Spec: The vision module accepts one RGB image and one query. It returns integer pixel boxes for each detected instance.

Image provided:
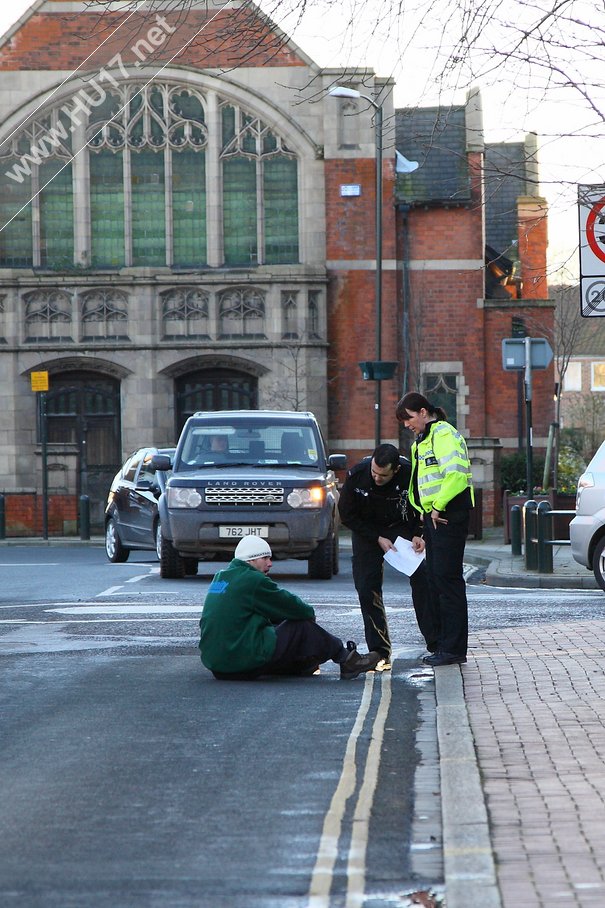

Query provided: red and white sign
[578,185,605,317]
[579,185,605,274]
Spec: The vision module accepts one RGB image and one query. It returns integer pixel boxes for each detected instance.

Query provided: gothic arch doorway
[46,371,121,528]
[175,369,257,435]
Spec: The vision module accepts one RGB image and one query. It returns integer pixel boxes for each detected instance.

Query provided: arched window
[0,82,298,271]
[220,103,298,266]
[0,109,74,268]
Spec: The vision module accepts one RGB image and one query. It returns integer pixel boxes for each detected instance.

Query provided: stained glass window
[264,156,298,264]
[0,167,33,267]
[90,151,125,268]
[131,150,166,266]
[172,150,206,266]
[40,160,74,269]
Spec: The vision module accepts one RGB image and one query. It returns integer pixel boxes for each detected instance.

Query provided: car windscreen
[176,420,322,470]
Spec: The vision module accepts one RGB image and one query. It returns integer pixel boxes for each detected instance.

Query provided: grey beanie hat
[234,535,272,561]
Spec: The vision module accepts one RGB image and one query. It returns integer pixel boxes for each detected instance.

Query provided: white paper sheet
[383,536,425,576]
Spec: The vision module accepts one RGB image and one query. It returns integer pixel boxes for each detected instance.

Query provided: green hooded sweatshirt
[199,558,315,674]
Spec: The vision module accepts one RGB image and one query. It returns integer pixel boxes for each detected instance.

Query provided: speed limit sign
[579,185,605,317]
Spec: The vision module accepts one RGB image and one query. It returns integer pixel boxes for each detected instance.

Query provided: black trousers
[212,619,347,680]
[351,535,438,658]
[423,510,469,656]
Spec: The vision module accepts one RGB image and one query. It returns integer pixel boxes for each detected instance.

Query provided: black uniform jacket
[338,456,421,544]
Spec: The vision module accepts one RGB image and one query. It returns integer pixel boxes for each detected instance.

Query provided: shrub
[500,452,546,494]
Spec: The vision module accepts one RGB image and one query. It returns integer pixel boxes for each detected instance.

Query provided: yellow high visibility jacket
[409,420,474,514]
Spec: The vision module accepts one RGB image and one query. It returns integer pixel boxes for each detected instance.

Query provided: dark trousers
[351,535,437,658]
[423,510,469,656]
[213,619,347,680]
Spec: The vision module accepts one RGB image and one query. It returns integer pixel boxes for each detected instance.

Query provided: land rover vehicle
[570,439,605,591]
[104,447,174,563]
[151,411,346,580]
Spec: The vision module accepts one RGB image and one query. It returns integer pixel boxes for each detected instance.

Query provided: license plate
[219,526,269,538]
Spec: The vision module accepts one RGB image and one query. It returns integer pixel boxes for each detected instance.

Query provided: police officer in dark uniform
[338,443,437,669]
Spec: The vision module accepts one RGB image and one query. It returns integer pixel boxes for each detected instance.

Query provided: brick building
[0,0,552,534]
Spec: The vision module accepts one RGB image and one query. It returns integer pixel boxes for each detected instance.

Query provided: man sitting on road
[199,535,380,680]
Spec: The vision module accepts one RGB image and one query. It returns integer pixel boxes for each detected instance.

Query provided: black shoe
[423,651,467,667]
[340,641,380,680]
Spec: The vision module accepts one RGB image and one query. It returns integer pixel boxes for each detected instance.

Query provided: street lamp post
[329,85,384,447]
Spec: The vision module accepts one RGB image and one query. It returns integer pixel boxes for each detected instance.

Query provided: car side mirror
[135,478,154,491]
[328,454,347,471]
[151,453,172,471]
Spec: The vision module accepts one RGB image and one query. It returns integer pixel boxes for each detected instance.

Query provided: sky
[1,0,602,285]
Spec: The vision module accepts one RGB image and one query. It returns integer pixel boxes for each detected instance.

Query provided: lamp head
[328,85,361,100]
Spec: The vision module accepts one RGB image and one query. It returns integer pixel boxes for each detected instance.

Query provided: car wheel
[105,517,129,563]
[155,522,162,561]
[184,558,199,576]
[592,536,605,592]
[308,531,334,580]
[160,534,186,579]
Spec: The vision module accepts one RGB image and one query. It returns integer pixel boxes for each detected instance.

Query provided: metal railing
[512,499,575,573]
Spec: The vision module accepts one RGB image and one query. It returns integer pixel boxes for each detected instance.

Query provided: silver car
[570,439,605,591]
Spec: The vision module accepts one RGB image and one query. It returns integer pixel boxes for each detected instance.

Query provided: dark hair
[372,443,400,470]
[395,392,446,422]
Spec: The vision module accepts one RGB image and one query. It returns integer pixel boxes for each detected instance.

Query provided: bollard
[0,494,5,540]
[510,504,522,556]
[523,499,538,570]
[79,494,90,541]
[536,500,554,573]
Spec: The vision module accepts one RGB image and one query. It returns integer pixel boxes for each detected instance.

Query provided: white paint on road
[47,605,202,615]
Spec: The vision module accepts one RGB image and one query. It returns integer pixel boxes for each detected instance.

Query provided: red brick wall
[518,197,549,299]
[4,493,78,537]
[401,195,486,437]
[326,157,399,454]
[0,9,307,71]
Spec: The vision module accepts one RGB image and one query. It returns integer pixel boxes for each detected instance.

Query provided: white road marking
[1,617,199,625]
[0,563,60,566]
[47,605,202,615]
[97,586,124,596]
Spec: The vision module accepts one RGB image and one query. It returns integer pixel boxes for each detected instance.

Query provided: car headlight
[167,487,202,508]
[287,487,325,508]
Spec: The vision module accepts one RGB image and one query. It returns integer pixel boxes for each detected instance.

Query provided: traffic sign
[578,185,605,274]
[578,185,605,317]
[501,338,553,371]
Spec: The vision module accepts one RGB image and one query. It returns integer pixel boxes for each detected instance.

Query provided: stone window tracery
[161,287,209,340]
[80,289,129,341]
[218,287,265,338]
[24,290,72,342]
[281,291,299,339]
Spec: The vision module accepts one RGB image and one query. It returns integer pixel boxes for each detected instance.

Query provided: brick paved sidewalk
[462,621,605,907]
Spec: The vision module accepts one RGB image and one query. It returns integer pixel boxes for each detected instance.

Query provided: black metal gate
[46,373,121,530]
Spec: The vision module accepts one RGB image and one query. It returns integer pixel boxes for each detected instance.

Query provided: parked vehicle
[104,447,174,563]
[151,410,346,580]
[570,439,605,590]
